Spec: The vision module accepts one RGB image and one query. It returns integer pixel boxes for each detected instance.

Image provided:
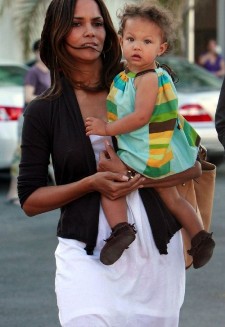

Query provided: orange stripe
[147,150,173,167]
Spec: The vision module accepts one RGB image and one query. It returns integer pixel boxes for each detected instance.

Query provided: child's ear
[158,42,168,56]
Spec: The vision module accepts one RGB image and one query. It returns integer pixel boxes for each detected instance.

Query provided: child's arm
[85,72,158,136]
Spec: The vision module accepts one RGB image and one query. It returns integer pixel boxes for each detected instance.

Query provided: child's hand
[85,117,107,136]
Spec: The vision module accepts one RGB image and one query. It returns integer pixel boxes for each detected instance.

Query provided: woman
[24,39,51,106]
[18,0,201,326]
[198,39,225,78]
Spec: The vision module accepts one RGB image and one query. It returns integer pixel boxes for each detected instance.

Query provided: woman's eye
[94,21,104,27]
[72,22,81,27]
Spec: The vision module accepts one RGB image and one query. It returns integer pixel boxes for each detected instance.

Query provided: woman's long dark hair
[40,0,122,97]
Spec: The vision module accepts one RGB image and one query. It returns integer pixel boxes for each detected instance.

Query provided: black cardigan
[18,77,180,255]
[215,77,225,149]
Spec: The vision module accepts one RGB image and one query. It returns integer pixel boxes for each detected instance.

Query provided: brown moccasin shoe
[100,222,137,265]
[187,230,215,269]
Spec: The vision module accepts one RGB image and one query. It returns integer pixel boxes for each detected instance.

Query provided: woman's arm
[216,57,225,78]
[24,85,37,104]
[198,53,208,66]
[142,160,201,188]
[85,73,158,136]
[22,171,144,217]
[98,141,202,188]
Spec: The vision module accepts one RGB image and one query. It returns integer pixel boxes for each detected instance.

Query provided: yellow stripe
[150,131,173,145]
[107,87,117,101]
[147,150,173,167]
[150,130,173,139]
[150,148,167,155]
[156,84,176,105]
[107,112,117,122]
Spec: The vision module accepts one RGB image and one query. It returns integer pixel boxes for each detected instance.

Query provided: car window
[158,56,222,93]
[0,65,27,86]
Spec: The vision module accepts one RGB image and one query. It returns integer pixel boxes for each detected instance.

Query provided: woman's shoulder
[24,94,59,118]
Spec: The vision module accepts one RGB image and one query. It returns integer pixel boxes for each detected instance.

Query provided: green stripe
[183,120,201,146]
[150,144,169,149]
[107,100,117,116]
[151,111,177,123]
[154,99,178,115]
[143,161,171,177]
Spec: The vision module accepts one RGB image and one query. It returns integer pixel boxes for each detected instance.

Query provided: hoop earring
[102,51,106,60]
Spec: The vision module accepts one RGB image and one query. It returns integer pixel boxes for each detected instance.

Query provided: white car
[158,56,224,165]
[0,62,28,170]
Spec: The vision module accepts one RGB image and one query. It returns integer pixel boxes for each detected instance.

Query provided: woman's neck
[71,60,103,89]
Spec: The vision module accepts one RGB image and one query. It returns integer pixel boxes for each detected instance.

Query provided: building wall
[217,0,225,59]
[104,0,136,31]
[0,0,224,64]
[0,0,133,63]
[194,0,217,62]
[0,7,23,63]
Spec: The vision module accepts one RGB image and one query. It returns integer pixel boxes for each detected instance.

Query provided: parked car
[0,62,28,170]
[158,56,224,165]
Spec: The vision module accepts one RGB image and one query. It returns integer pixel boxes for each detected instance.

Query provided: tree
[0,0,50,59]
[0,0,201,59]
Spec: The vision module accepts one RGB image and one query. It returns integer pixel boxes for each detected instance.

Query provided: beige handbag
[177,159,216,269]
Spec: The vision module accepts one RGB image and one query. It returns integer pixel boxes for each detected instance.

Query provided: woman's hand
[98,140,202,189]
[95,140,145,199]
[98,140,128,174]
[90,171,144,200]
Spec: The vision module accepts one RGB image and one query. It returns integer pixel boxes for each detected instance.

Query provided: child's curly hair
[117,1,177,53]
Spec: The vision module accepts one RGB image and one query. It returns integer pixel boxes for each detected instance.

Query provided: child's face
[120,17,167,73]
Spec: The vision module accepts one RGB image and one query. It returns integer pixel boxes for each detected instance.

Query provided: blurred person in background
[5,39,50,205]
[24,39,51,106]
[215,77,225,150]
[198,39,225,78]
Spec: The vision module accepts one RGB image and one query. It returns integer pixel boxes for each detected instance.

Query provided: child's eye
[144,40,151,44]
[127,37,134,42]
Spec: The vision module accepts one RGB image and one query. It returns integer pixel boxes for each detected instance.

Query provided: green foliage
[0,0,198,58]
[0,0,50,59]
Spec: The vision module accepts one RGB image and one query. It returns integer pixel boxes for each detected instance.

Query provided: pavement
[0,161,225,326]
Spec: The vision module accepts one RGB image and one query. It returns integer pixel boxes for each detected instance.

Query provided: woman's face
[65,0,106,63]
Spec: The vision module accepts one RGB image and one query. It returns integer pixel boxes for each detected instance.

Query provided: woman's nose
[84,24,95,37]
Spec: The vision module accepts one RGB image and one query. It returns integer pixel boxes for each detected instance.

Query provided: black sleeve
[17,99,51,207]
[139,188,181,254]
[215,77,225,150]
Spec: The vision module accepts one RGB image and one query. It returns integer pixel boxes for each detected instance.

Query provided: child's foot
[100,222,137,265]
[187,230,215,269]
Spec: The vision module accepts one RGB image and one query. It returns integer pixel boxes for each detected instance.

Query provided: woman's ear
[118,35,123,47]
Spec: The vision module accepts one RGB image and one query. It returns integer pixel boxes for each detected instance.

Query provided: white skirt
[55,190,185,327]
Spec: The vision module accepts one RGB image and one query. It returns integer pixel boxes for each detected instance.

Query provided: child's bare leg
[155,186,215,269]
[101,195,127,228]
[100,195,136,265]
[155,186,203,238]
